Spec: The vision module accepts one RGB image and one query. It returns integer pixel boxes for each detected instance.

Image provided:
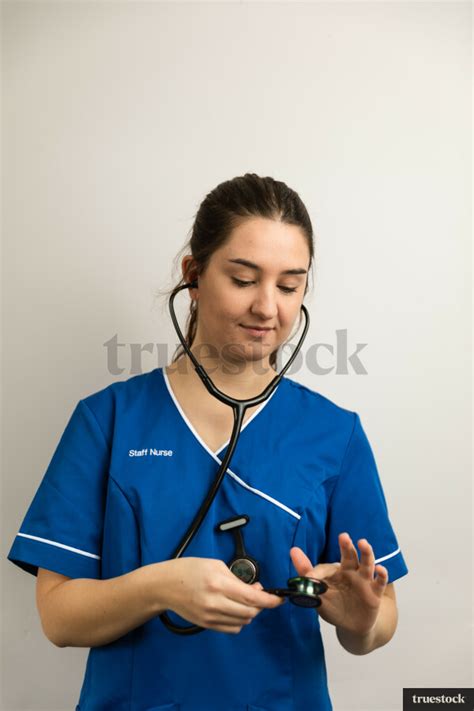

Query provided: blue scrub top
[7,367,409,711]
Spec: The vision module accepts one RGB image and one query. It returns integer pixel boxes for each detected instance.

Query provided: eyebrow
[226,258,307,276]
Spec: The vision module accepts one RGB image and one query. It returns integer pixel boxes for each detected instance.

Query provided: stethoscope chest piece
[216,514,260,584]
[229,557,259,584]
[265,576,328,608]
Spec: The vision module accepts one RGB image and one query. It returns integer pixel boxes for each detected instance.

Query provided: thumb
[290,547,315,577]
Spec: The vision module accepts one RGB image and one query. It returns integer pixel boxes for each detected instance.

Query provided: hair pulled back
[169,172,315,368]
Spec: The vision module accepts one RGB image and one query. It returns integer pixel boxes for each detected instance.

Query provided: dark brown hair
[166,172,315,368]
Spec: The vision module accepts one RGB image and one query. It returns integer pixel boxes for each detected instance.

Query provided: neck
[169,349,277,398]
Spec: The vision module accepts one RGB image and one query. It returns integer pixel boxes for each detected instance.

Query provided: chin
[220,341,267,364]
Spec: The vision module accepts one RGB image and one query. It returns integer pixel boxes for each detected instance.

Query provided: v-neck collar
[160,366,282,460]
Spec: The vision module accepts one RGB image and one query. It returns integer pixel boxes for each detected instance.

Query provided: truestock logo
[403,688,474,709]
[103,330,368,376]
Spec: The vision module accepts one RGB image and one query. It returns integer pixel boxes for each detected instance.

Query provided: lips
[240,324,274,337]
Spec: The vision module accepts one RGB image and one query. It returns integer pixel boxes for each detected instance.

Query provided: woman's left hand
[290,533,389,636]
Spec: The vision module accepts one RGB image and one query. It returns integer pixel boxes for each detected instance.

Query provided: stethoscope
[159,280,328,635]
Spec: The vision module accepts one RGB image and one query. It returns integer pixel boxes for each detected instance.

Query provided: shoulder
[78,368,162,440]
[282,376,357,431]
[277,377,363,481]
[81,368,160,407]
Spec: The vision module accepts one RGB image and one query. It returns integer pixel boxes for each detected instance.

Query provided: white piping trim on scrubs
[16,532,101,560]
[162,368,301,519]
[162,366,279,458]
[223,469,301,520]
[374,546,401,564]
[329,546,402,566]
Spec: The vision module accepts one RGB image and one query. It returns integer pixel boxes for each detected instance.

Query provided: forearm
[335,596,398,655]
[40,561,174,648]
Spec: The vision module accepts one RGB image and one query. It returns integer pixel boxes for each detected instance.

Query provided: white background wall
[1,1,472,710]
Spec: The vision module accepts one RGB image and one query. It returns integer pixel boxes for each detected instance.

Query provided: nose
[250,286,278,321]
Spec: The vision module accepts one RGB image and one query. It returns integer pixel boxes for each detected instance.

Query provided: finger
[226,578,285,609]
[290,546,315,576]
[357,538,375,580]
[252,591,287,608]
[338,532,359,569]
[212,602,262,623]
[213,623,245,634]
[373,565,389,594]
[237,586,286,609]
[223,593,283,620]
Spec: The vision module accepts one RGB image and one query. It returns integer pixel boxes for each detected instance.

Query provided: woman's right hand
[154,557,286,634]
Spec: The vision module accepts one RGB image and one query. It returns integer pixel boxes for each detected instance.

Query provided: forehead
[215,217,310,267]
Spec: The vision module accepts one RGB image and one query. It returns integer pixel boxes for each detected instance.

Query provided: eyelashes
[231,277,298,294]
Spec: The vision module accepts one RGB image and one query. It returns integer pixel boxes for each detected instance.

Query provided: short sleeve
[320,412,409,583]
[7,399,110,579]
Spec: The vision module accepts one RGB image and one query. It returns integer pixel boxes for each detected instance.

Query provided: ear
[181,256,199,298]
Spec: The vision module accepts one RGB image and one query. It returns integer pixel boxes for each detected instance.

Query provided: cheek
[281,302,299,322]
[218,297,245,320]
[207,303,241,332]
[279,304,302,334]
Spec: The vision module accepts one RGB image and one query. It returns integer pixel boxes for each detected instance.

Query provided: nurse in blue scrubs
[7,172,408,711]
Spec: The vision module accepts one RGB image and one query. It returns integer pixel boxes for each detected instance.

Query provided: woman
[7,173,408,710]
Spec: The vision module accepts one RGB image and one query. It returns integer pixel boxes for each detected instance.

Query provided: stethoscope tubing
[159,281,310,635]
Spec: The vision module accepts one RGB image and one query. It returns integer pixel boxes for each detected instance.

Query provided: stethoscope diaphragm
[216,514,260,585]
[265,576,328,608]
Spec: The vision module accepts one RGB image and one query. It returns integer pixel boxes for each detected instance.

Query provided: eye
[232,277,254,288]
[231,277,298,294]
